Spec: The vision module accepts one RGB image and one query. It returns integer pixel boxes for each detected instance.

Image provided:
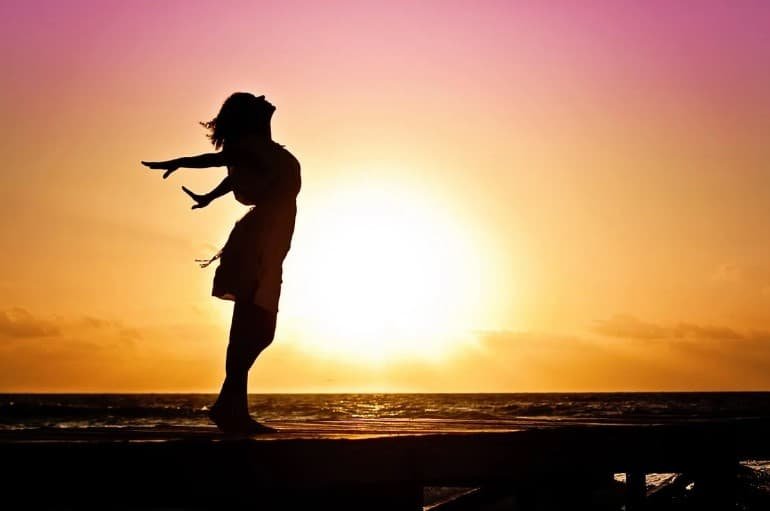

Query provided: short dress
[208,139,301,313]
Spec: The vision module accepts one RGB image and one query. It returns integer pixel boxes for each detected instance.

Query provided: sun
[281,179,489,363]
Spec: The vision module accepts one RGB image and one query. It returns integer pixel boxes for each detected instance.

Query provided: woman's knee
[225,336,270,375]
[231,301,277,341]
[243,332,273,353]
[228,332,273,359]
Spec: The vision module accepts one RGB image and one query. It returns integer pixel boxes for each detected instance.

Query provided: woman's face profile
[257,96,275,112]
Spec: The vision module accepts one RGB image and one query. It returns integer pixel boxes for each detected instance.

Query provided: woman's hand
[182,186,212,209]
[141,160,179,179]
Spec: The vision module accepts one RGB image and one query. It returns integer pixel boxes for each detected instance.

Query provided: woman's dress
[210,139,301,313]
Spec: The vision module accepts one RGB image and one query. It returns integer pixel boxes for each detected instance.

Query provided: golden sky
[1,1,769,391]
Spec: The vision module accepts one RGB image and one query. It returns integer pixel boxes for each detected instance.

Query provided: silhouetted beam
[626,471,646,509]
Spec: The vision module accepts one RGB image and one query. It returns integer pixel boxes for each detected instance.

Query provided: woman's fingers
[141,161,177,178]
[142,161,176,179]
[183,186,208,209]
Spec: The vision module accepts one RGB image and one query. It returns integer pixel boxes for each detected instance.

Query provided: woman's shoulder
[225,137,299,183]
[222,137,252,164]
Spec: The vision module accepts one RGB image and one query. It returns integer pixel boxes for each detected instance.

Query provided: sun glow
[283,180,488,363]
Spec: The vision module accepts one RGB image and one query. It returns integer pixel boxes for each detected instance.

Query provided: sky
[0,0,769,392]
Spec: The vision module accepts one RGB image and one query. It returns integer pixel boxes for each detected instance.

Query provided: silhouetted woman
[142,93,301,434]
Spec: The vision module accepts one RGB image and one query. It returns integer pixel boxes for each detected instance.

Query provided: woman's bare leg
[211,300,276,432]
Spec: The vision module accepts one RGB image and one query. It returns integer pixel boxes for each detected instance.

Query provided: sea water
[2,392,769,431]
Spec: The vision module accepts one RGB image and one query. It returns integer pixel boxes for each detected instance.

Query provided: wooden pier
[1,418,769,510]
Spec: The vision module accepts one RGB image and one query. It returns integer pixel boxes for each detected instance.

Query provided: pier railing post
[690,463,738,511]
[626,471,645,510]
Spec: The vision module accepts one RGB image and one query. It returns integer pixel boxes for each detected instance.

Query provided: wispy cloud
[78,316,142,342]
[711,263,744,283]
[710,263,770,294]
[476,326,770,391]
[592,314,770,343]
[592,315,667,340]
[0,309,141,343]
[4,307,770,392]
[0,308,60,339]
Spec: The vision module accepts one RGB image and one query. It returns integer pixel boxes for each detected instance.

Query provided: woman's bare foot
[208,403,242,433]
[242,417,277,434]
[209,404,276,435]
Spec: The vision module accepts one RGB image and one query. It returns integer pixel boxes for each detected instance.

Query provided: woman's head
[201,92,276,149]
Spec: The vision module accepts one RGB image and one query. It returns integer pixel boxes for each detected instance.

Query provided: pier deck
[1,418,768,510]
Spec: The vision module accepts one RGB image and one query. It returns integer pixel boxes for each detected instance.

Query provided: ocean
[2,392,770,431]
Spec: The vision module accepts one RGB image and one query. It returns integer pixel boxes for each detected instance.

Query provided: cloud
[710,263,770,295]
[672,323,746,341]
[0,311,214,392]
[592,315,667,340]
[0,308,60,339]
[0,308,143,344]
[475,327,770,390]
[592,314,770,343]
[470,329,704,391]
[78,316,142,342]
[711,263,743,283]
[3,306,770,392]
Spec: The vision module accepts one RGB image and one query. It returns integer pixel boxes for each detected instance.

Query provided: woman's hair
[201,92,276,149]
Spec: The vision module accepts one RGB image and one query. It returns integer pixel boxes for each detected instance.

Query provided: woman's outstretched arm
[141,152,227,179]
[181,176,232,210]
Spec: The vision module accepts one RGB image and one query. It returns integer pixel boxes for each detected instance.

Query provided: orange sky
[1,1,769,392]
